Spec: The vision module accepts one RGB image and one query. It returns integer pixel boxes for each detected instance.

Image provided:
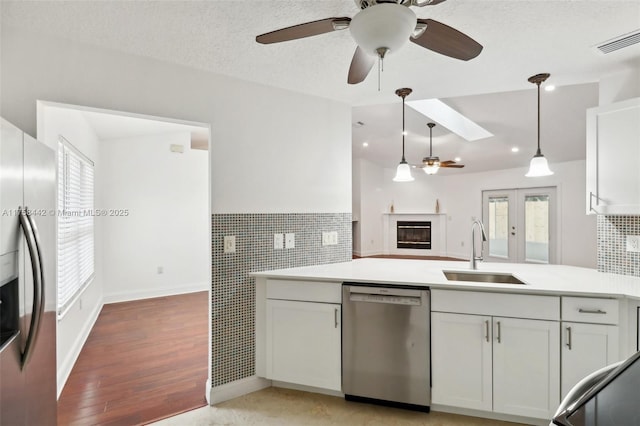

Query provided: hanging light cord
[401,95,406,162]
[429,124,433,157]
[536,80,542,156]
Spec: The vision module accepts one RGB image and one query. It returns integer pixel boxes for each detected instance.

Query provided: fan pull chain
[377,55,381,92]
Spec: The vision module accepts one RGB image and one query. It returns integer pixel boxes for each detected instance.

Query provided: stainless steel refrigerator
[0,117,57,425]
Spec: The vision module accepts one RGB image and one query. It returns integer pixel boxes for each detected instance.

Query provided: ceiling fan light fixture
[423,163,440,175]
[526,73,554,178]
[350,3,417,56]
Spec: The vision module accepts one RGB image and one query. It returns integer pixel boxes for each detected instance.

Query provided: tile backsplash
[210,213,352,388]
[597,215,640,277]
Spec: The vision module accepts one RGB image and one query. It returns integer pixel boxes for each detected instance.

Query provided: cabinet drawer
[431,289,559,320]
[266,279,342,303]
[562,297,619,325]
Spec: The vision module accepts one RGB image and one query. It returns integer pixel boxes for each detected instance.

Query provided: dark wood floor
[58,291,209,425]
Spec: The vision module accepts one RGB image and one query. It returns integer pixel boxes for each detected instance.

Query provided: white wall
[360,160,596,268]
[353,158,386,256]
[0,26,352,214]
[38,106,104,397]
[599,64,640,105]
[100,131,209,302]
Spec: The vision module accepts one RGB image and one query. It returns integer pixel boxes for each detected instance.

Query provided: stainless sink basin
[443,270,526,285]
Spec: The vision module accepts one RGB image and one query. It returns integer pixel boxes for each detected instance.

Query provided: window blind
[57,137,95,317]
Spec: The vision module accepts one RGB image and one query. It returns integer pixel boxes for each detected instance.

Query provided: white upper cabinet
[586,97,640,215]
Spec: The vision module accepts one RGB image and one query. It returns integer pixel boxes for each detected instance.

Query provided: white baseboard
[271,381,344,398]
[57,298,103,398]
[431,404,549,426]
[103,281,209,304]
[207,376,271,405]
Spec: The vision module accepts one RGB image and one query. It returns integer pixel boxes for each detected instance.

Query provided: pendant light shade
[394,161,414,181]
[393,88,414,182]
[526,73,554,177]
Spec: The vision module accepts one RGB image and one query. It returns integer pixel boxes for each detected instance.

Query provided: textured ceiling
[2,0,639,106]
[2,1,638,172]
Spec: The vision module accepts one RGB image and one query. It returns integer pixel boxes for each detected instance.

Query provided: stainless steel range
[342,283,430,411]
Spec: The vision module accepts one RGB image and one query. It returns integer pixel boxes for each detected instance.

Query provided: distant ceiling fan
[417,122,464,174]
[256,0,483,85]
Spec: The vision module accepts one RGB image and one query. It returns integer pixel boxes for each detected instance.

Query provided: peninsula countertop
[252,258,640,299]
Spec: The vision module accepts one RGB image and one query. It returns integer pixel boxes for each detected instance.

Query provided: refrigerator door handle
[18,207,43,368]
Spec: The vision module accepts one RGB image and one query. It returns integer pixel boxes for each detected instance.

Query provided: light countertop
[252,258,640,299]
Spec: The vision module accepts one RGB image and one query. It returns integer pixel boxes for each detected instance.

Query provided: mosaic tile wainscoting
[597,215,640,277]
[210,213,352,388]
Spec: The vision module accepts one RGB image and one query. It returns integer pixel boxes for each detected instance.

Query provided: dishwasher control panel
[349,293,422,306]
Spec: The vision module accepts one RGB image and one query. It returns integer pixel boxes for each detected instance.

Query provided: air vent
[597,29,640,54]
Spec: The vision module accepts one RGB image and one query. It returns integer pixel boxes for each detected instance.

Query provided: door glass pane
[488,196,509,258]
[525,195,549,263]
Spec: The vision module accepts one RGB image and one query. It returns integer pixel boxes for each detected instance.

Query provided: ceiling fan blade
[256,17,351,44]
[411,19,483,61]
[348,46,375,84]
[440,160,456,165]
[441,164,465,168]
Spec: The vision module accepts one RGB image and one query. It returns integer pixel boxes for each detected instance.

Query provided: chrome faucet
[470,219,487,270]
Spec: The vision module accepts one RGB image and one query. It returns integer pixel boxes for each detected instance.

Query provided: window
[57,136,94,316]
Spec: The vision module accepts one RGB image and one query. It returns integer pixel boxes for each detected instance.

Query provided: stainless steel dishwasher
[342,283,430,412]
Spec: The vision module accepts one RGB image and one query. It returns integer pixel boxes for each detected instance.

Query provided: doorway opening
[38,101,211,424]
[482,187,558,264]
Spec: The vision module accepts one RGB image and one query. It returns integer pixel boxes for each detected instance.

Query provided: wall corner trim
[57,298,104,398]
[207,376,272,405]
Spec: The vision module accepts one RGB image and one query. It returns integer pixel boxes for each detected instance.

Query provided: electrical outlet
[285,233,295,249]
[224,235,236,253]
[322,231,338,246]
[626,235,640,253]
[274,233,284,250]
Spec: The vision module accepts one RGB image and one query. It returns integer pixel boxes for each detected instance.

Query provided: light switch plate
[626,235,640,253]
[285,233,295,249]
[274,233,284,250]
[322,231,338,246]
[224,236,236,253]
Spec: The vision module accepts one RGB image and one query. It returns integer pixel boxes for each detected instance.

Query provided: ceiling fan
[417,122,464,174]
[256,0,483,84]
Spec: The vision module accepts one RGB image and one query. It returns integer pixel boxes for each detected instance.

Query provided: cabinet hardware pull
[334,308,338,328]
[589,192,599,213]
[578,308,607,315]
[485,320,490,342]
[566,326,572,350]
[496,321,501,343]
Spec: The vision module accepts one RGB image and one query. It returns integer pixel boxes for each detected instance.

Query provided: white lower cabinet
[431,312,492,411]
[265,299,341,391]
[492,317,560,419]
[432,312,560,419]
[560,322,619,398]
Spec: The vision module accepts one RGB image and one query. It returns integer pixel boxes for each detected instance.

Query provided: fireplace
[397,221,431,249]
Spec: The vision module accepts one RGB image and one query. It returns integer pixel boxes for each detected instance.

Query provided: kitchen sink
[443,270,526,285]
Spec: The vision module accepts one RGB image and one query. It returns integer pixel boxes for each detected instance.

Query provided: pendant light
[424,122,440,175]
[525,73,554,177]
[393,88,414,182]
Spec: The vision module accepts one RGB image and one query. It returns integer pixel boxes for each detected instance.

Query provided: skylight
[406,98,493,141]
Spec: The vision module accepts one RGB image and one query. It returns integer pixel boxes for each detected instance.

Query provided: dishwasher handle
[349,293,422,306]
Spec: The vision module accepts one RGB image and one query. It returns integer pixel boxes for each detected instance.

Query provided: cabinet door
[561,322,619,398]
[586,98,640,215]
[266,299,341,391]
[493,317,560,419]
[431,312,492,411]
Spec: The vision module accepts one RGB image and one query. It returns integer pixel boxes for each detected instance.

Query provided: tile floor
[151,387,526,426]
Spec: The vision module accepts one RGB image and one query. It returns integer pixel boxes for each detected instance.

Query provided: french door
[482,187,557,264]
